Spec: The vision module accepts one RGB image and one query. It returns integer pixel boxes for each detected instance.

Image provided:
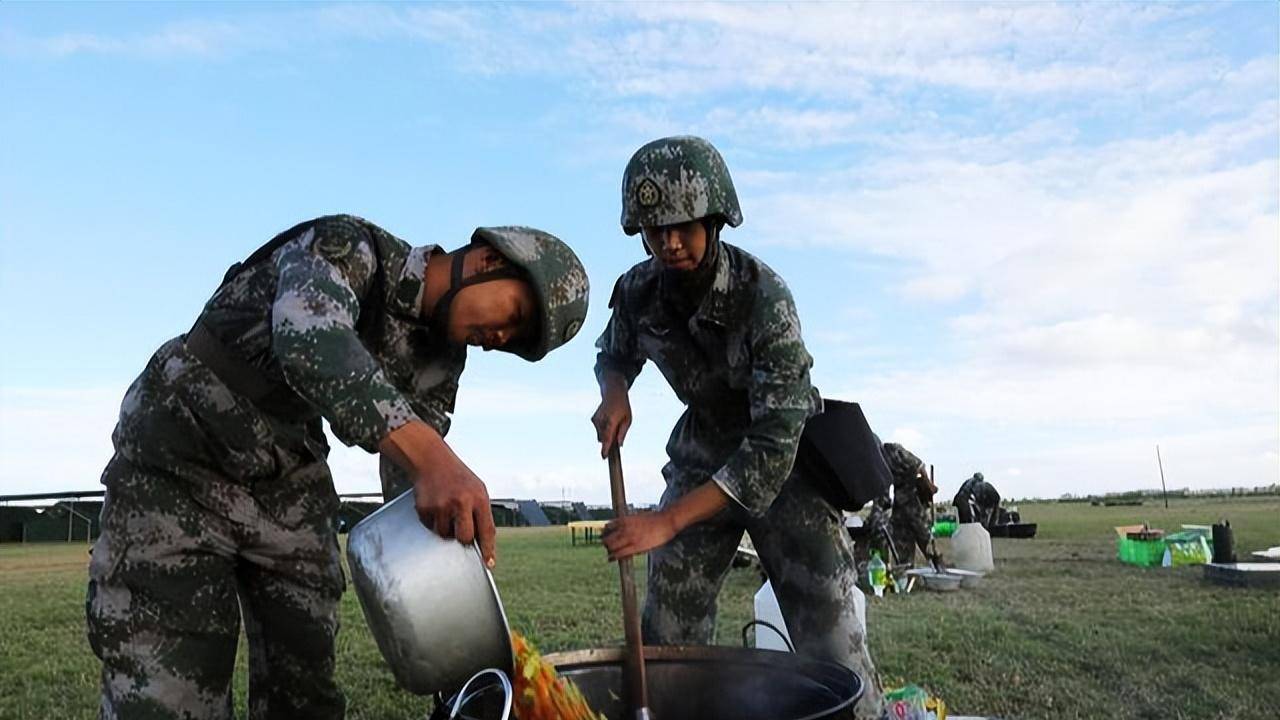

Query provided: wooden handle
[608,446,650,718]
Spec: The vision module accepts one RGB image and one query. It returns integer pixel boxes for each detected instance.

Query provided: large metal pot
[438,645,858,720]
[347,490,513,696]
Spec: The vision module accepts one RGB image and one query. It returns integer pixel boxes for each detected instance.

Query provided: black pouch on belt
[795,399,891,512]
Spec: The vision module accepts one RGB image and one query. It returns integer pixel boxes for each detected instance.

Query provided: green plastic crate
[1117,537,1165,567]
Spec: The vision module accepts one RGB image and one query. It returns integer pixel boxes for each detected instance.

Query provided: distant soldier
[863,443,940,570]
[87,215,588,719]
[955,471,1001,527]
[592,136,883,719]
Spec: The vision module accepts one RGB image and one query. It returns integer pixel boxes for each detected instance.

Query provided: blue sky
[1,2,1277,505]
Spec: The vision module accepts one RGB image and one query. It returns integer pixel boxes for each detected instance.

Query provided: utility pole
[1156,445,1168,509]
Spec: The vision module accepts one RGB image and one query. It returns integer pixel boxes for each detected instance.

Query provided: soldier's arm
[593,277,646,388]
[592,277,646,456]
[406,354,465,440]
[379,360,464,498]
[602,480,729,561]
[710,280,819,518]
[271,222,420,452]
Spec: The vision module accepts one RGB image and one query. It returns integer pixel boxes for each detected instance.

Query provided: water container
[868,552,888,597]
[950,523,995,573]
[753,579,865,650]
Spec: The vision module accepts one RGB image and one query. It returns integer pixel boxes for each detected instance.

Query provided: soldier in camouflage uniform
[954,472,1001,528]
[861,443,940,574]
[592,136,883,719]
[86,215,588,719]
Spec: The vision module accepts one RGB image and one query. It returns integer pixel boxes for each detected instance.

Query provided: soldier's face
[642,220,706,271]
[448,278,537,351]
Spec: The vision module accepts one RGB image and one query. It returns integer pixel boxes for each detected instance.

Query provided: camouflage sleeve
[710,278,820,517]
[272,222,420,453]
[405,353,464,439]
[594,277,646,386]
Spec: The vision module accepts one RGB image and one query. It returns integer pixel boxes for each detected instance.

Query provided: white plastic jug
[753,579,866,651]
[950,523,995,574]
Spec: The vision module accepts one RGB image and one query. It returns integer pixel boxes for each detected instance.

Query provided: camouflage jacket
[595,242,821,517]
[882,443,930,511]
[113,215,464,481]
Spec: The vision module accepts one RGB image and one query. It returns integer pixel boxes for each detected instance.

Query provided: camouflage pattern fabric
[620,135,743,235]
[87,215,468,719]
[644,472,885,720]
[955,475,1001,526]
[874,443,933,567]
[88,454,344,719]
[595,242,884,719]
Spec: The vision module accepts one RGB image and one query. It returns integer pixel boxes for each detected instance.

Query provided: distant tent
[572,502,591,521]
[516,500,551,527]
[0,507,41,542]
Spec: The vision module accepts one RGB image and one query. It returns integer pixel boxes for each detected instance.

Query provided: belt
[185,320,311,413]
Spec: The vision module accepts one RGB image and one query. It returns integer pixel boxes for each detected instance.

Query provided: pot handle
[740,620,795,653]
[448,668,513,720]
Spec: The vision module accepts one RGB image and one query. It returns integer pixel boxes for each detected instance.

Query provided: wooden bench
[567,520,609,546]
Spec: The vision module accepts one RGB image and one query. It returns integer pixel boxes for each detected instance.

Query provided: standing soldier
[592,136,883,719]
[86,215,588,719]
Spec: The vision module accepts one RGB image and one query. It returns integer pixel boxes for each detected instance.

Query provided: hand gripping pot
[347,490,514,696]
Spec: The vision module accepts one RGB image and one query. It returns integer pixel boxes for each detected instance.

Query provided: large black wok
[546,645,862,720]
[438,644,862,720]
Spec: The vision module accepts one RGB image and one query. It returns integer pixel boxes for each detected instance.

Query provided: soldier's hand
[602,512,677,561]
[413,460,497,568]
[591,383,632,459]
[379,421,498,568]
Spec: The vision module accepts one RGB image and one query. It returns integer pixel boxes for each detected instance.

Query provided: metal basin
[541,646,863,720]
[347,490,512,696]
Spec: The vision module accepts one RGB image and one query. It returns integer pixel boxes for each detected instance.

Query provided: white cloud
[351,0,1273,139]
[888,427,925,450]
[12,3,1268,106]
[2,2,1274,503]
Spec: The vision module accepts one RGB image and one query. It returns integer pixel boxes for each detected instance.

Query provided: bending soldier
[864,443,940,571]
[954,472,1001,527]
[592,136,884,720]
[87,215,588,719]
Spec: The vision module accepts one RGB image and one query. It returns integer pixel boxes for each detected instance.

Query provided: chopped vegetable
[511,631,607,720]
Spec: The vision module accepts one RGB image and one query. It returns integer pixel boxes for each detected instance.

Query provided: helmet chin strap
[429,245,522,339]
[659,219,722,318]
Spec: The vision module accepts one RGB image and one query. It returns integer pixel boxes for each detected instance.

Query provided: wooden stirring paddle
[607,446,652,720]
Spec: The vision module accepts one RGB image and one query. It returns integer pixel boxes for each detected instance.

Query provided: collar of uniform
[390,244,442,322]
[691,246,737,328]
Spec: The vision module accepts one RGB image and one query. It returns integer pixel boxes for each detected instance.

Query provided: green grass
[1,496,1277,719]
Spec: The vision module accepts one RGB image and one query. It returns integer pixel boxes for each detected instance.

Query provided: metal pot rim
[543,644,862,720]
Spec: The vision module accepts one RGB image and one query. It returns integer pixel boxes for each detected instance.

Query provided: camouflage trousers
[866,496,931,567]
[890,494,932,567]
[643,470,884,720]
[86,455,346,720]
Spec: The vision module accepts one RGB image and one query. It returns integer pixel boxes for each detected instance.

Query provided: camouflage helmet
[883,442,923,477]
[471,226,589,362]
[620,135,743,236]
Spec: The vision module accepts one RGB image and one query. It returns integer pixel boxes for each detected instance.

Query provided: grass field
[2,496,1277,719]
